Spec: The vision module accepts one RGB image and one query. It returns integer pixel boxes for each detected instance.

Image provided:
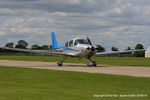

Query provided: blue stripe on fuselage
[63,47,75,51]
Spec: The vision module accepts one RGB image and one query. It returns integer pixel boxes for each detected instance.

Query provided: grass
[0,66,150,100]
[0,56,150,67]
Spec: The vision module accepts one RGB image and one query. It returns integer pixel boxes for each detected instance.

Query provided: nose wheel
[87,61,97,67]
[86,58,97,67]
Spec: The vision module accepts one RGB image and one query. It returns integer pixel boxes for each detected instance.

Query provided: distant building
[145,46,150,57]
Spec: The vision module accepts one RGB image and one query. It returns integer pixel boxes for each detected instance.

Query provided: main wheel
[87,61,97,67]
[57,61,63,66]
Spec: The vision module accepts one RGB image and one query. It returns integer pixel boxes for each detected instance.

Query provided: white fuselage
[63,38,93,58]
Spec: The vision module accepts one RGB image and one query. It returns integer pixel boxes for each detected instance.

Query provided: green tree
[124,46,132,56]
[41,45,49,50]
[96,45,105,52]
[31,44,41,50]
[15,40,28,49]
[135,44,144,50]
[111,46,119,51]
[5,42,14,48]
[126,46,131,50]
[134,44,145,57]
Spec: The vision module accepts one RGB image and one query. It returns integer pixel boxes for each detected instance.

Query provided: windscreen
[75,39,89,45]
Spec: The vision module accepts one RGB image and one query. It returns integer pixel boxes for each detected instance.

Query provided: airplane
[3,32,145,67]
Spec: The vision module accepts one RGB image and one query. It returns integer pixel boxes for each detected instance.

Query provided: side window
[74,40,78,45]
[69,40,73,47]
[65,41,68,47]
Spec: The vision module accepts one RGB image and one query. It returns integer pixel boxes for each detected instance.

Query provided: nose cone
[85,45,92,50]
[78,44,92,51]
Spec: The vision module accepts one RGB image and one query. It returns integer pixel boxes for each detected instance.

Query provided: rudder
[51,32,64,49]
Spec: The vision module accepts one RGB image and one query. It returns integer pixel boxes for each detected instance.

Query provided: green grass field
[0,56,150,67]
[0,66,149,100]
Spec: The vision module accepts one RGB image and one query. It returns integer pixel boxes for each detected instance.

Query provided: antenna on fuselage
[75,34,87,40]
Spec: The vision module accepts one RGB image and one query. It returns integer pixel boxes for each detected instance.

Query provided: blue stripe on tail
[51,32,64,49]
[51,32,76,51]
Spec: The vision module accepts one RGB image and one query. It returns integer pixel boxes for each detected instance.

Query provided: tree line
[110,44,145,57]
[5,40,145,57]
[5,40,52,50]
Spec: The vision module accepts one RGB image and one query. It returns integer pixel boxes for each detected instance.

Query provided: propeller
[87,37,95,51]
[86,37,99,58]
[87,37,92,46]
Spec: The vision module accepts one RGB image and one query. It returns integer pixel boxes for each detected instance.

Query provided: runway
[0,60,150,77]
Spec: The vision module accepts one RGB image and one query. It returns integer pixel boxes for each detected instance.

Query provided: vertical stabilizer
[51,32,64,49]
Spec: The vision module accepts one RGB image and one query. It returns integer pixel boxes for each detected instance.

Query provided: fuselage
[62,38,94,58]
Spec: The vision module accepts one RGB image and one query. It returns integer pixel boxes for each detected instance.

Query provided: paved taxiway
[0,60,150,77]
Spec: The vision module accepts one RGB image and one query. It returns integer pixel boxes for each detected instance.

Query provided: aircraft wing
[95,49,145,56]
[2,47,76,56]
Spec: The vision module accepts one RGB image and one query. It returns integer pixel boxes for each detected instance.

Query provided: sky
[0,0,150,51]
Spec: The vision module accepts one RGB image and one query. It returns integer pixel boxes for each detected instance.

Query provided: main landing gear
[57,57,97,67]
[57,61,63,66]
[57,56,67,66]
[86,58,97,67]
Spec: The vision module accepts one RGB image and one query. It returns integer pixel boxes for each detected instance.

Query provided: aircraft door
[69,40,73,47]
[65,41,68,47]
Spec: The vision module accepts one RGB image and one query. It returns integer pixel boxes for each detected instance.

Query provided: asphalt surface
[0,60,150,77]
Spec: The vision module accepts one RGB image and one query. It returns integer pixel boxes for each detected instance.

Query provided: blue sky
[0,0,150,51]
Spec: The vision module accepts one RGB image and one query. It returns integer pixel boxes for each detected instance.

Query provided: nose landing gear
[87,61,97,67]
[86,58,97,67]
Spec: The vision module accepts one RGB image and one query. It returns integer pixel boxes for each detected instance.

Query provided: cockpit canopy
[74,39,89,45]
[65,39,89,47]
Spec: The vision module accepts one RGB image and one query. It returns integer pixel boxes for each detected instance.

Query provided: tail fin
[51,32,64,49]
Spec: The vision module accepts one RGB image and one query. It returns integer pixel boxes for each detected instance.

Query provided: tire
[87,61,93,67]
[87,61,97,67]
[57,61,63,66]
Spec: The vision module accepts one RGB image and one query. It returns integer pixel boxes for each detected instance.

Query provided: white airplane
[3,32,144,67]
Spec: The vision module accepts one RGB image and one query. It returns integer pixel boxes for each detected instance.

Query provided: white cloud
[0,0,150,50]
[0,8,41,16]
[68,0,80,4]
